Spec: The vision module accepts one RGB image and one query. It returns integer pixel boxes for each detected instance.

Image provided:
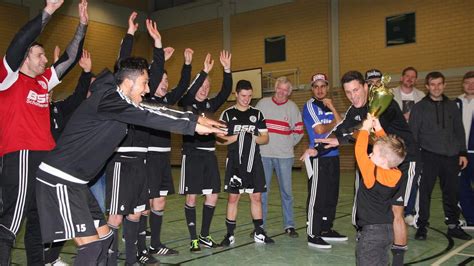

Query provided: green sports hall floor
[11,168,474,265]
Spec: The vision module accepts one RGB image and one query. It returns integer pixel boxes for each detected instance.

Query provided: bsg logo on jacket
[26,90,49,108]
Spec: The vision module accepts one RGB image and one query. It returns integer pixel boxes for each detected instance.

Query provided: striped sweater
[256,97,304,158]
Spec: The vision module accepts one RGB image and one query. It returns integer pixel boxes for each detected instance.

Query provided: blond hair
[274,76,293,94]
[374,134,407,168]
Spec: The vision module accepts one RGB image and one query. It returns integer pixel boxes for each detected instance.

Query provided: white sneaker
[46,257,69,266]
[459,219,474,231]
[404,215,416,227]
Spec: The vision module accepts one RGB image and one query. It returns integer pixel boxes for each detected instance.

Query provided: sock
[185,204,197,240]
[98,230,114,265]
[200,205,215,237]
[74,241,102,266]
[107,224,119,266]
[226,218,236,235]
[150,209,164,248]
[391,244,407,266]
[123,217,140,264]
[253,219,264,235]
[44,241,65,264]
[137,215,148,254]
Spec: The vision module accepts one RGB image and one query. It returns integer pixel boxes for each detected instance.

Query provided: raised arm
[55,50,93,116]
[178,53,213,106]
[4,0,64,72]
[116,11,139,67]
[355,118,377,189]
[52,0,88,80]
[164,48,194,104]
[146,19,166,96]
[209,50,232,111]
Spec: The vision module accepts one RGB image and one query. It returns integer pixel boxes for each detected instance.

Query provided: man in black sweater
[35,57,225,265]
[409,71,471,241]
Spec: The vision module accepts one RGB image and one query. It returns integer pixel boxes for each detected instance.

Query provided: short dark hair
[463,71,474,82]
[235,79,253,93]
[29,41,44,49]
[425,71,445,85]
[341,71,365,87]
[402,66,418,77]
[114,57,149,85]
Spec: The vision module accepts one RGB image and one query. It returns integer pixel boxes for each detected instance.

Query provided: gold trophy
[368,74,393,117]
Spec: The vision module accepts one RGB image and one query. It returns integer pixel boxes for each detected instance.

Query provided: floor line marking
[431,239,474,266]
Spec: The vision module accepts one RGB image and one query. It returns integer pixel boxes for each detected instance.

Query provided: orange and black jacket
[355,129,402,227]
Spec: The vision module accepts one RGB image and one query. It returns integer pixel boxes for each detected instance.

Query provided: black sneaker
[254,231,275,244]
[149,244,179,256]
[415,226,427,240]
[285,228,299,238]
[447,226,472,240]
[136,250,159,265]
[308,236,331,249]
[190,239,201,253]
[220,233,235,247]
[198,234,222,248]
[320,229,348,241]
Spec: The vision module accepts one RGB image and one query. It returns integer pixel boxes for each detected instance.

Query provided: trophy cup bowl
[368,74,394,117]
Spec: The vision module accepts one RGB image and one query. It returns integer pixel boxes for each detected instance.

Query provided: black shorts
[147,152,175,198]
[36,175,106,243]
[178,149,221,195]
[0,150,47,236]
[106,155,148,215]
[224,153,266,194]
[391,160,421,206]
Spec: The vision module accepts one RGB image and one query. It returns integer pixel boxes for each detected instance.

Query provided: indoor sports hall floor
[11,168,474,265]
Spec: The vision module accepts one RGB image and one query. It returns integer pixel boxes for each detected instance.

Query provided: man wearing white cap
[300,73,347,249]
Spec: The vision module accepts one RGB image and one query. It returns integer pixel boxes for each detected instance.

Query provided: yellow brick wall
[339,0,474,75]
[40,15,151,99]
[230,0,330,86]
[0,3,29,56]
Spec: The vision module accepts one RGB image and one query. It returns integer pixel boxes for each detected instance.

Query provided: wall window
[386,13,416,46]
[265,35,286,63]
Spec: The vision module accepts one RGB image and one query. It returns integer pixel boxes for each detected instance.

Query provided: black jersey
[147,69,206,149]
[333,100,419,161]
[179,71,232,150]
[50,71,92,141]
[219,106,267,152]
[37,70,198,184]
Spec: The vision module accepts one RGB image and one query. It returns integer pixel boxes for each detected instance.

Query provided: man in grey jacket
[409,71,471,241]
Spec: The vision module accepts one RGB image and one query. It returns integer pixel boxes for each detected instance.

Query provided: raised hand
[44,0,64,15]
[78,0,88,25]
[164,47,174,61]
[184,48,194,65]
[127,12,139,35]
[322,98,335,111]
[146,19,162,48]
[53,45,60,63]
[203,53,214,73]
[219,50,231,71]
[78,49,92,73]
